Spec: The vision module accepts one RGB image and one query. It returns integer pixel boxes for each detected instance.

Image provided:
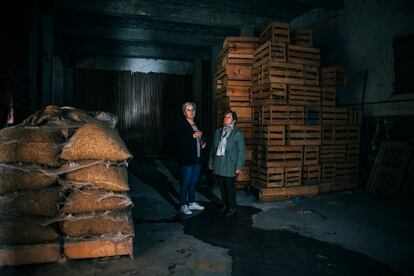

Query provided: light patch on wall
[75,56,193,75]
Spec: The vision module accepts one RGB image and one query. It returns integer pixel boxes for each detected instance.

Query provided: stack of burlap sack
[0,106,134,261]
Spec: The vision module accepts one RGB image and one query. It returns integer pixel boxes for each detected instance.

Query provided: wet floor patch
[183,203,400,276]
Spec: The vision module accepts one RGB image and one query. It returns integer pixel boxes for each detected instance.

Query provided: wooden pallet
[320,144,347,162]
[253,145,303,167]
[254,41,286,64]
[253,125,286,145]
[322,125,360,145]
[218,47,255,68]
[287,45,320,66]
[321,106,349,125]
[0,243,60,266]
[346,143,360,161]
[302,165,321,185]
[290,28,313,47]
[253,61,319,86]
[64,236,133,259]
[304,146,319,165]
[348,108,362,125]
[321,87,336,106]
[260,22,290,43]
[287,125,321,145]
[250,83,287,106]
[366,142,412,197]
[321,66,346,87]
[288,85,321,106]
[321,163,336,183]
[251,165,302,188]
[250,182,319,201]
[253,105,305,126]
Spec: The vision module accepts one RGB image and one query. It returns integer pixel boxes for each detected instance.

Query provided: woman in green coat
[208,111,246,216]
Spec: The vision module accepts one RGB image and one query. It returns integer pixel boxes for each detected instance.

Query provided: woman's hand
[209,165,213,170]
[193,130,203,139]
[201,142,206,149]
[235,169,241,175]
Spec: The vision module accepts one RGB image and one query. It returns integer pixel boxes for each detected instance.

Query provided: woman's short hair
[182,102,196,113]
[225,110,238,122]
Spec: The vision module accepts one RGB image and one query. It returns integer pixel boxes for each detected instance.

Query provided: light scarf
[216,124,234,156]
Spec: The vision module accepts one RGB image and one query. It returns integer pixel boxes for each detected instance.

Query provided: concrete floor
[1,157,413,275]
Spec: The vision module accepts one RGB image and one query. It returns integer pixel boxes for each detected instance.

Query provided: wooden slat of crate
[224,64,252,81]
[366,142,412,197]
[320,144,347,162]
[0,243,60,266]
[250,83,287,106]
[253,105,305,126]
[64,236,133,259]
[348,108,362,125]
[287,45,320,66]
[253,125,286,145]
[260,22,290,43]
[223,36,261,49]
[287,125,321,145]
[321,163,336,183]
[218,48,254,69]
[251,165,302,188]
[290,28,313,47]
[238,126,253,140]
[321,66,346,87]
[254,41,286,64]
[221,95,251,107]
[304,146,319,165]
[336,161,359,181]
[253,145,303,167]
[231,106,252,120]
[321,106,348,125]
[236,165,251,182]
[302,165,321,185]
[347,143,359,161]
[288,85,321,106]
[321,87,336,106]
[322,125,360,145]
[250,182,318,202]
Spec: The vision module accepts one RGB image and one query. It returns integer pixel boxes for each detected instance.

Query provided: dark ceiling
[51,0,344,61]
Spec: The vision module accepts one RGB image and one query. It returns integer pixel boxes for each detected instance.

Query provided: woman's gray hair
[182,102,197,112]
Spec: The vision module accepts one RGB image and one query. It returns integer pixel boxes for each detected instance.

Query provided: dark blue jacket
[175,118,205,166]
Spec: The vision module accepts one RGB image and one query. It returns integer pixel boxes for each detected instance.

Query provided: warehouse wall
[291,0,414,116]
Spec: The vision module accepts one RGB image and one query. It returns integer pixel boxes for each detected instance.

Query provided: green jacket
[208,126,246,177]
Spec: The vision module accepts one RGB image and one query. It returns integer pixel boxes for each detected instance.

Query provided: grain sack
[60,123,132,161]
[0,217,59,245]
[0,126,63,167]
[61,188,132,214]
[0,189,61,217]
[61,211,133,237]
[62,161,129,192]
[22,105,63,126]
[0,164,57,194]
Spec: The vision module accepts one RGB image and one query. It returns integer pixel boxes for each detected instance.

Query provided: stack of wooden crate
[319,66,362,192]
[250,22,322,201]
[215,37,260,189]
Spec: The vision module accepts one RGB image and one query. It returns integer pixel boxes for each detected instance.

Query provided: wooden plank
[0,243,60,266]
[260,22,290,43]
[321,66,346,87]
[253,105,305,126]
[302,165,321,185]
[290,28,313,47]
[250,83,287,106]
[250,183,318,202]
[287,45,320,66]
[64,236,133,259]
[287,125,321,145]
[288,85,321,106]
[321,87,336,106]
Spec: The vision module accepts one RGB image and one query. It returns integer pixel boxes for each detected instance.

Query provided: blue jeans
[180,163,201,206]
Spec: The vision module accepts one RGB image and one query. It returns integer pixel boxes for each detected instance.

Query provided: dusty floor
[1,157,413,275]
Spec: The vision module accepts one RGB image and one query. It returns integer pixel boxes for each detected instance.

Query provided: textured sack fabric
[0,164,57,194]
[0,217,59,245]
[61,211,133,237]
[0,189,61,217]
[0,127,63,167]
[61,188,132,214]
[61,123,132,161]
[63,161,129,192]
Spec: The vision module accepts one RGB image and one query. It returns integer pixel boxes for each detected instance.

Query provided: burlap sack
[0,189,61,217]
[62,161,129,192]
[0,126,63,167]
[0,164,57,194]
[0,217,59,245]
[60,123,132,161]
[61,188,132,214]
[61,211,133,237]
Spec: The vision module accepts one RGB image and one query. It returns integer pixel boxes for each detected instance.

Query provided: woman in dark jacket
[176,102,206,215]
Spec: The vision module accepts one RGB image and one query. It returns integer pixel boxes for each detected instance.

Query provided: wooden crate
[348,108,362,125]
[221,95,250,107]
[251,165,302,188]
[336,161,358,183]
[290,28,313,47]
[304,146,319,165]
[0,243,60,266]
[320,144,347,162]
[238,126,253,141]
[254,41,286,64]
[321,163,336,183]
[321,106,348,125]
[287,45,320,66]
[216,75,252,91]
[215,65,252,81]
[64,236,133,259]
[253,105,305,126]
[287,125,321,145]
[253,125,286,145]
[250,83,287,106]
[253,145,303,167]
[321,87,336,106]
[253,61,319,86]
[288,85,321,106]
[250,182,319,201]
[321,66,346,87]
[236,165,251,182]
[346,143,359,161]
[322,125,360,145]
[302,165,321,185]
[223,36,261,49]
[216,85,250,100]
[260,22,290,43]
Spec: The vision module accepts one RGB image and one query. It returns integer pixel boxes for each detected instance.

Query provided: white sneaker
[180,205,192,215]
[188,202,205,211]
